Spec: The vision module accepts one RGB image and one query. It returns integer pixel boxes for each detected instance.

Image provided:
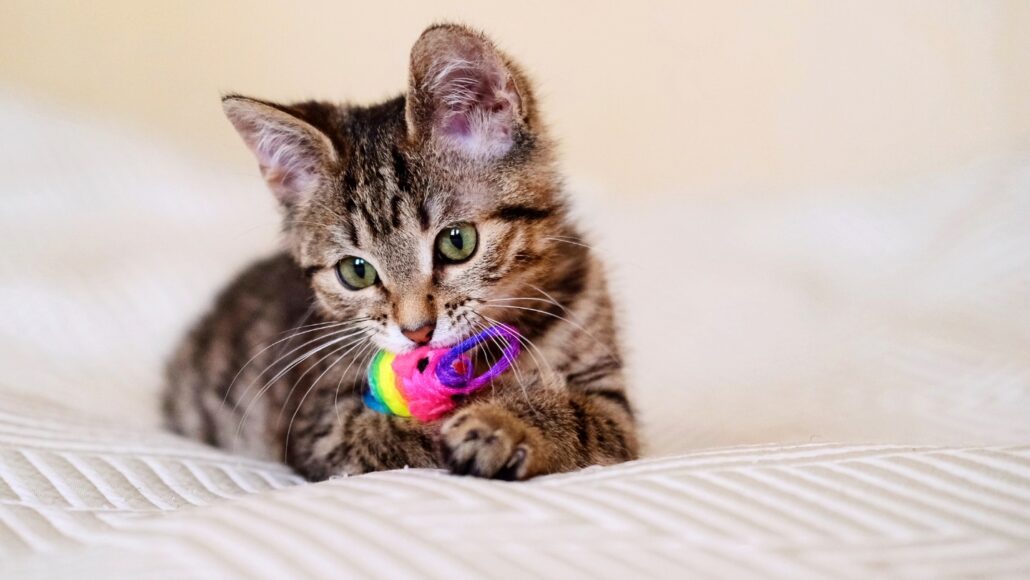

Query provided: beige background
[2,1,1029,199]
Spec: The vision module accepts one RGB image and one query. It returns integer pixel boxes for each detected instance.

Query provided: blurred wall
[1,1,1028,200]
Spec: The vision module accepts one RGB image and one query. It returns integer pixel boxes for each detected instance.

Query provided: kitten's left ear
[406,24,536,161]
[222,95,338,206]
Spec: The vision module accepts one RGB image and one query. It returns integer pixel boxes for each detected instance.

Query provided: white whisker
[275,333,370,428]
[479,302,618,361]
[220,318,367,409]
[465,314,504,399]
[545,236,593,250]
[334,339,380,428]
[283,334,373,463]
[234,328,372,441]
[230,324,373,422]
[469,311,547,415]
[523,282,580,320]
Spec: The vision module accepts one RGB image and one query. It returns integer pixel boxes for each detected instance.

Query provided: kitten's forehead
[294,95,551,271]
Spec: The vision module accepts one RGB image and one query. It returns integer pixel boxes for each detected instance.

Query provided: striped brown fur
[163,23,639,481]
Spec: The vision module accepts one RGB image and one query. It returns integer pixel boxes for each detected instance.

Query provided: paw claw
[440,406,533,480]
[495,445,528,481]
[450,454,476,476]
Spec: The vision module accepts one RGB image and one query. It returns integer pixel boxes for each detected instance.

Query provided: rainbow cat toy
[365,324,521,421]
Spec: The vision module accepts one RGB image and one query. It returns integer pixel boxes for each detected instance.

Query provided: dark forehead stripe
[391,148,412,194]
[417,199,431,231]
[346,221,360,247]
[357,197,386,237]
[492,204,554,222]
[389,195,403,229]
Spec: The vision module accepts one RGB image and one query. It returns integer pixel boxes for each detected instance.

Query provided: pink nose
[401,322,435,345]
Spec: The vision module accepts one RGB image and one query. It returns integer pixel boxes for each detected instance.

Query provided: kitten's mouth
[395,319,477,353]
[380,332,462,355]
[399,334,464,354]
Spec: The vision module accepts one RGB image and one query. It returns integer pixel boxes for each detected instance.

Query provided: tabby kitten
[163,24,638,481]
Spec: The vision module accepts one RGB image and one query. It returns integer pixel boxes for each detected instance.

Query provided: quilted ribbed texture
[2,390,1029,578]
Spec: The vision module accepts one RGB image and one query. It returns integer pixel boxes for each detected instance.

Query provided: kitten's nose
[401,322,436,346]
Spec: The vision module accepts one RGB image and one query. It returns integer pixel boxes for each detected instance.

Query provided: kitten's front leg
[439,378,639,480]
[288,395,441,481]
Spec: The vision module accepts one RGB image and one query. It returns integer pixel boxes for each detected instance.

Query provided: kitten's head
[223,24,584,352]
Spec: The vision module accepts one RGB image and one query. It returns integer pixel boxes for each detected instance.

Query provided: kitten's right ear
[222,95,337,206]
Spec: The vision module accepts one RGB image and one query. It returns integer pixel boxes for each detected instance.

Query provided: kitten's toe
[440,405,534,480]
[493,445,529,481]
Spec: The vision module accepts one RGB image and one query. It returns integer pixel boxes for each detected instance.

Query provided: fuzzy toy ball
[364,324,522,421]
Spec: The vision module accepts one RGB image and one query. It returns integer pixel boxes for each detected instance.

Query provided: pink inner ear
[249,126,322,204]
[442,113,472,138]
[429,57,521,159]
[260,162,315,202]
[224,97,333,206]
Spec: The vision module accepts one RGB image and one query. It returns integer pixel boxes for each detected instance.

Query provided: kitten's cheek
[309,283,361,318]
[307,284,337,311]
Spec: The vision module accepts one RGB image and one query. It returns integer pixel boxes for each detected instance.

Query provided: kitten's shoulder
[167,252,313,382]
[162,252,311,442]
[214,252,311,312]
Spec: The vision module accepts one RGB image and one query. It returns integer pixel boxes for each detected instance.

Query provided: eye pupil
[449,229,464,250]
[353,259,366,278]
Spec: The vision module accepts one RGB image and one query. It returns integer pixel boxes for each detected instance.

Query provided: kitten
[163,24,639,481]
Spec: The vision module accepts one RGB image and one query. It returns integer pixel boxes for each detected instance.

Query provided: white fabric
[1,94,1029,578]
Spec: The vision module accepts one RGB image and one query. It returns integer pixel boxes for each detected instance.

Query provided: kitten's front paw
[440,405,536,480]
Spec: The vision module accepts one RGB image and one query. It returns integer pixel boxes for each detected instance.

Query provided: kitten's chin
[374,334,415,354]
[374,331,441,354]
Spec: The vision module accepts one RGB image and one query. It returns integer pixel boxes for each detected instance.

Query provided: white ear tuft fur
[222,97,336,205]
[408,25,525,161]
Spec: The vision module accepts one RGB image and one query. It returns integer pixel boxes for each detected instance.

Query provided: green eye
[336,257,378,290]
[436,223,478,263]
